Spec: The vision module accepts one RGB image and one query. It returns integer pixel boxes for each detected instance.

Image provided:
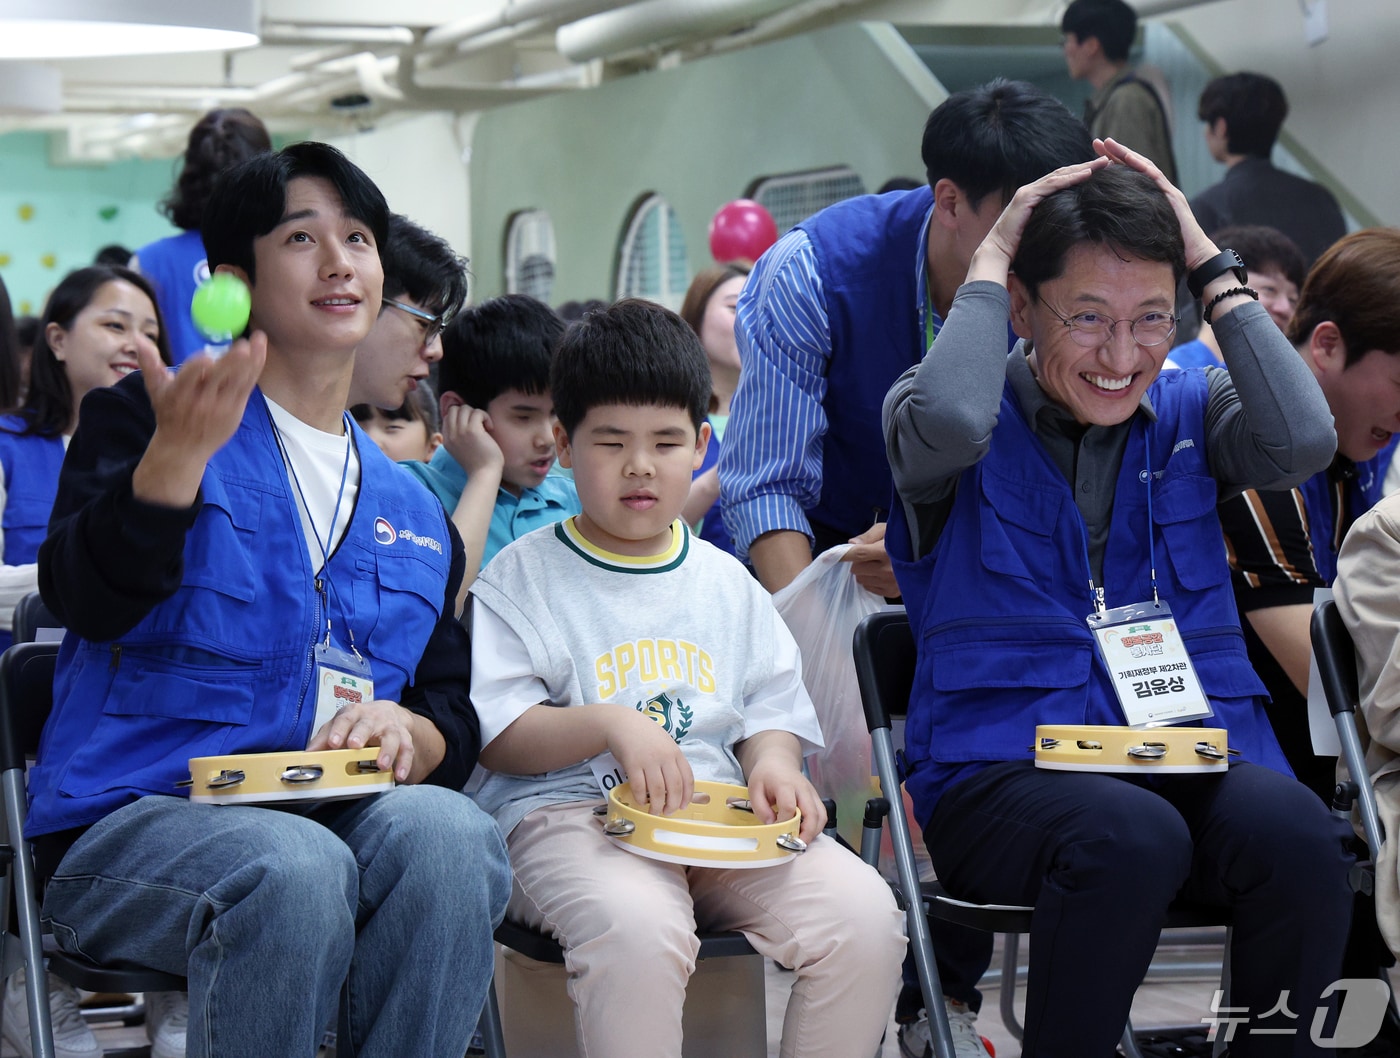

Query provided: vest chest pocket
[351,550,446,686]
[3,491,51,532]
[182,480,262,602]
[978,471,1064,582]
[1152,473,1230,592]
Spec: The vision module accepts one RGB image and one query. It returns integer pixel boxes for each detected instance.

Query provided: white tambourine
[1034,725,1232,775]
[601,780,806,869]
[182,749,395,804]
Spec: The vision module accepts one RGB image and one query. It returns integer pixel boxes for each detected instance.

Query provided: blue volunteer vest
[0,415,64,568]
[1300,457,1381,586]
[136,229,210,365]
[795,187,933,538]
[27,394,454,835]
[889,368,1287,819]
[0,417,65,652]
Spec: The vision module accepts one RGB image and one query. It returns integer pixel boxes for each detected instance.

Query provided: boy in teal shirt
[403,294,580,589]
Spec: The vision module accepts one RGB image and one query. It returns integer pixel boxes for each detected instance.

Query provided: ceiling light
[0,0,260,59]
[0,62,61,113]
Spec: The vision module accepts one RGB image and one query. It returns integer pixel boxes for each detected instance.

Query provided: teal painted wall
[470,22,946,304]
[0,133,180,317]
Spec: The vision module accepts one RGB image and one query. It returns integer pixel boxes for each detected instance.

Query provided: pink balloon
[708,199,778,264]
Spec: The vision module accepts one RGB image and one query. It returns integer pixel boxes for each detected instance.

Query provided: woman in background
[680,262,749,555]
[132,107,270,363]
[0,266,170,653]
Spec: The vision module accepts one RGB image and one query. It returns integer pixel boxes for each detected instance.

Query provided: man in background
[1061,0,1177,183]
[1191,71,1347,267]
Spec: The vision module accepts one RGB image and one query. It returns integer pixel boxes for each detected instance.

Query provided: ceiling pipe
[261,23,417,46]
[396,0,623,103]
[685,0,876,55]
[421,0,629,51]
[556,0,807,62]
[1131,0,1229,14]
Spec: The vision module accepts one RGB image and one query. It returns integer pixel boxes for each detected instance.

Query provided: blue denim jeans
[41,787,510,1058]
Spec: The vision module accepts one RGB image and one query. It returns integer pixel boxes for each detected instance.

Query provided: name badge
[310,641,375,747]
[1087,600,1213,727]
[589,751,628,796]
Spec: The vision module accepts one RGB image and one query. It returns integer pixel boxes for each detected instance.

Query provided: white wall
[314,111,475,261]
[1168,0,1398,225]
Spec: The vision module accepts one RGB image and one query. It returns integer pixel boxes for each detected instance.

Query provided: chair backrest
[0,642,58,773]
[12,592,62,645]
[853,610,916,731]
[1311,600,1360,719]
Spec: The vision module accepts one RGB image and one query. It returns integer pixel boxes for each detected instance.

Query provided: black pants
[925,760,1354,1057]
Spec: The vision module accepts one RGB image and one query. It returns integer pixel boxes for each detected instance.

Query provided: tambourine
[1034,725,1232,775]
[181,749,395,805]
[600,780,806,869]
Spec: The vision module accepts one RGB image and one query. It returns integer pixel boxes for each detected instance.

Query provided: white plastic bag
[773,545,891,846]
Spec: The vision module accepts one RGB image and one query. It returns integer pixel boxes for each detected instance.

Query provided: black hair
[438,294,564,409]
[921,79,1095,210]
[93,244,132,268]
[1209,224,1306,291]
[556,298,608,322]
[1197,73,1288,158]
[552,298,711,437]
[16,266,171,438]
[1011,166,1185,298]
[381,214,469,322]
[163,108,272,232]
[351,380,441,434]
[1061,0,1138,63]
[201,141,389,284]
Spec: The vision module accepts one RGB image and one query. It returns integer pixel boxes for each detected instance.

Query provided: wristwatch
[1187,249,1248,300]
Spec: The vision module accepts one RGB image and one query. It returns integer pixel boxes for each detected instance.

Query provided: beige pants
[505,799,905,1058]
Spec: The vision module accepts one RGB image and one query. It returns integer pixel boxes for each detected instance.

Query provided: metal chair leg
[871,732,959,1058]
[1120,1018,1147,1058]
[4,767,54,1058]
[999,932,1023,1041]
[479,975,507,1058]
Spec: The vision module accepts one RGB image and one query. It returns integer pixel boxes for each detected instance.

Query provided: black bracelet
[1202,285,1258,327]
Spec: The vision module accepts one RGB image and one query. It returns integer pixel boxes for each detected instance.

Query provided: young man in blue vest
[883,141,1352,1056]
[718,79,1094,1055]
[28,142,509,1058]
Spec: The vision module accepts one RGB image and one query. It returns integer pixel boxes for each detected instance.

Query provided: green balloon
[190,273,251,340]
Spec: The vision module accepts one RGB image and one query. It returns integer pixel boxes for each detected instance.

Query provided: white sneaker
[897,999,991,1058]
[145,990,188,1058]
[1,968,101,1058]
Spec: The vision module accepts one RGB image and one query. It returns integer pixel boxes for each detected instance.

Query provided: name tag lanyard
[268,409,376,737]
[1082,442,1214,728]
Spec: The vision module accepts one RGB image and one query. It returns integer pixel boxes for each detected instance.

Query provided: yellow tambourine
[182,749,396,805]
[1034,725,1232,774]
[601,780,807,869]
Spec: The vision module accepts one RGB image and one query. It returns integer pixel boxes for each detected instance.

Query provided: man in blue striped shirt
[719,80,1094,598]
[717,80,1094,1057]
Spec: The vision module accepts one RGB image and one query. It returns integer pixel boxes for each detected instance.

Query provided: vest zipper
[291,576,324,743]
[108,644,122,672]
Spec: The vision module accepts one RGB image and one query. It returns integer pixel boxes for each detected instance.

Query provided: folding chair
[0,642,186,1058]
[853,610,1229,1058]
[480,918,763,1058]
[12,593,61,646]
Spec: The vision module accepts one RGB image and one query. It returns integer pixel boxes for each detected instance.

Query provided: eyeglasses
[1038,296,1178,349]
[384,299,447,348]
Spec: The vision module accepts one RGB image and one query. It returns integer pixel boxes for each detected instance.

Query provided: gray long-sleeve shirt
[882,280,1337,580]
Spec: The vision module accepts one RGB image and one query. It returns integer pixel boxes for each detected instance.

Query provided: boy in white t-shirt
[469,298,904,1058]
